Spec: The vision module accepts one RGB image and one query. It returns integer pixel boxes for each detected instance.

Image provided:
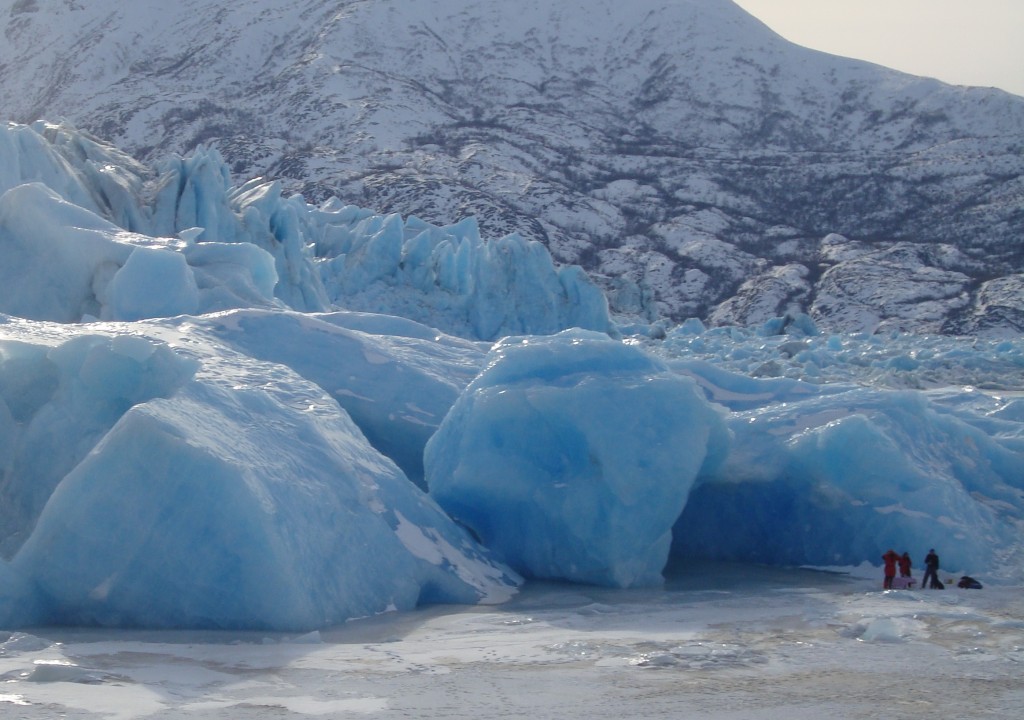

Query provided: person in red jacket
[898,552,912,578]
[882,549,899,589]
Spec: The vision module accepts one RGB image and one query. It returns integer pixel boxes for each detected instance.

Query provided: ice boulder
[0,320,520,631]
[425,330,730,588]
[103,245,200,320]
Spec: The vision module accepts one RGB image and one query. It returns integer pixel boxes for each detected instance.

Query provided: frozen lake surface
[2,563,1022,719]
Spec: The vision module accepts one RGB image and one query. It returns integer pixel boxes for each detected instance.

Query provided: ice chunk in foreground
[0,321,519,630]
[425,330,729,587]
[0,332,197,556]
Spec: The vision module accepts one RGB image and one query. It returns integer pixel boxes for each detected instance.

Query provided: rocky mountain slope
[2,0,1022,335]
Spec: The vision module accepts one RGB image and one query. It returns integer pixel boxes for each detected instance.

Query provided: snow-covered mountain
[3,0,1022,335]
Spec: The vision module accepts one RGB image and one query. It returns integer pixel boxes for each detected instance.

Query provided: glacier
[1,122,611,338]
[1,121,1023,631]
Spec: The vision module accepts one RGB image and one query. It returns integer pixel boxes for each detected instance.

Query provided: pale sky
[732,0,1024,97]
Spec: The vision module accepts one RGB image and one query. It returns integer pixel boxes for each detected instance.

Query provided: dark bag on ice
[957,576,983,589]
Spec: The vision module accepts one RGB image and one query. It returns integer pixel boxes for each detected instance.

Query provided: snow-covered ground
[2,564,1021,719]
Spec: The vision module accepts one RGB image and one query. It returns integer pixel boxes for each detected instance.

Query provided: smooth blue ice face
[201,309,488,488]
[425,330,730,588]
[0,561,40,628]
[0,322,519,631]
[0,333,198,557]
[670,361,1024,576]
[0,183,130,322]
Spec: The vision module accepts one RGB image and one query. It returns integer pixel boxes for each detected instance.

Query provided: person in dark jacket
[882,549,899,589]
[922,548,941,589]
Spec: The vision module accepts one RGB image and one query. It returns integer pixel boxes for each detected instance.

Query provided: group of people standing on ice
[881,548,942,589]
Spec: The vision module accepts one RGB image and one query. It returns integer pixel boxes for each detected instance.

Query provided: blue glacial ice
[0,317,520,630]
[1,121,1023,631]
[425,330,730,587]
[1,121,611,340]
[0,182,278,322]
[195,309,490,488]
[670,364,1023,573]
